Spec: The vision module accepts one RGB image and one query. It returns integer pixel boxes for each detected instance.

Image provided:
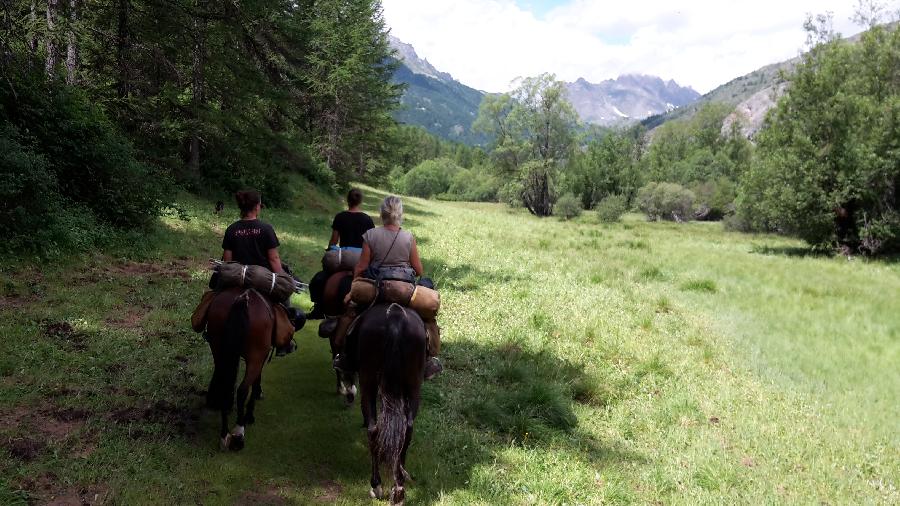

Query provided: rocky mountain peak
[565,75,700,126]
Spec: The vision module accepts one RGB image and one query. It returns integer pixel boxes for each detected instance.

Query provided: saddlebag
[409,285,440,320]
[214,262,298,301]
[322,247,362,273]
[191,290,217,333]
[272,303,294,348]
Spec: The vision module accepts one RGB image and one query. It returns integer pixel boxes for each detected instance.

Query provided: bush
[0,125,110,255]
[637,182,695,222]
[596,194,628,223]
[691,178,736,221]
[394,157,461,198]
[555,192,582,219]
[499,180,525,207]
[440,167,500,202]
[0,71,170,229]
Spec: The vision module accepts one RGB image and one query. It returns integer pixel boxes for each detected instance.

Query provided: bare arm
[354,243,372,278]
[328,229,340,248]
[223,250,233,262]
[410,237,424,277]
[267,248,284,273]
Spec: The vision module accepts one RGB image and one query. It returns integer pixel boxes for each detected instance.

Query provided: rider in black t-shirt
[308,189,374,320]
[220,189,302,354]
[329,188,375,248]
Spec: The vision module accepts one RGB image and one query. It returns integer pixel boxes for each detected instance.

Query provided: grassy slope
[0,186,897,504]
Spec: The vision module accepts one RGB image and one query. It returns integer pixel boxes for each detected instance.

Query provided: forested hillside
[0,0,404,253]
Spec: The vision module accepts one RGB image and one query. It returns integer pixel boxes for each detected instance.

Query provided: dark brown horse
[356,303,426,505]
[205,287,272,450]
[319,270,356,402]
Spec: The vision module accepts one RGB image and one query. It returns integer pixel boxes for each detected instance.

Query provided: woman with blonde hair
[333,195,442,380]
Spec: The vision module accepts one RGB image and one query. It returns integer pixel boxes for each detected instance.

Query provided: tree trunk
[116,0,129,97]
[29,1,38,54]
[188,2,205,176]
[46,0,58,77]
[65,0,77,84]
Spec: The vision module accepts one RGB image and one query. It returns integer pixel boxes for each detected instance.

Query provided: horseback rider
[308,188,375,319]
[333,195,443,380]
[220,189,303,355]
[329,188,375,250]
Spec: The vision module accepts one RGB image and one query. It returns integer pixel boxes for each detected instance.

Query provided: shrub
[395,157,461,198]
[555,192,582,219]
[0,71,170,229]
[499,180,525,207]
[596,194,628,223]
[691,178,736,221]
[440,167,500,202]
[636,182,695,222]
[0,125,108,255]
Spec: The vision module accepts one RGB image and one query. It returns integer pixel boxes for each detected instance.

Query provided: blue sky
[515,0,566,18]
[382,0,896,93]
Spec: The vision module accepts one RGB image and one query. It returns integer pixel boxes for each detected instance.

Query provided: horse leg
[399,394,420,483]
[252,375,263,401]
[362,378,382,499]
[219,410,230,450]
[244,361,264,426]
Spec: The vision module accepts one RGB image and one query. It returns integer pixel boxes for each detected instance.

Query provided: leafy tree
[565,128,643,209]
[474,73,579,216]
[737,21,900,253]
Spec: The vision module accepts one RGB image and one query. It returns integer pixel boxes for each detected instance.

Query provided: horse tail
[377,303,407,467]
[211,290,249,412]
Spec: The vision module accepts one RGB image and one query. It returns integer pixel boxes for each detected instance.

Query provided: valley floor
[0,186,897,504]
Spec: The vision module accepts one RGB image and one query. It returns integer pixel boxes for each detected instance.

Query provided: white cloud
[381,0,895,93]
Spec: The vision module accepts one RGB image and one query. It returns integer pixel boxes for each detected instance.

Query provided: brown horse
[319,270,356,402]
[356,303,426,505]
[205,287,272,450]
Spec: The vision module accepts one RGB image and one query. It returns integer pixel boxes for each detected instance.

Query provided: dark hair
[347,188,363,208]
[235,189,261,217]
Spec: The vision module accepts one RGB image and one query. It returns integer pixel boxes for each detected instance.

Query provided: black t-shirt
[222,219,279,270]
[332,211,374,248]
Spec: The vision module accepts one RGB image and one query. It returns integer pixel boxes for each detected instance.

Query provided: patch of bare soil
[108,400,199,438]
[29,480,108,506]
[104,258,198,281]
[41,320,88,350]
[104,306,149,330]
[236,485,289,505]
[1,404,90,461]
[315,480,343,502]
[0,295,32,311]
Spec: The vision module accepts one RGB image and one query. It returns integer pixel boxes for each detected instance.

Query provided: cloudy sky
[381,0,897,93]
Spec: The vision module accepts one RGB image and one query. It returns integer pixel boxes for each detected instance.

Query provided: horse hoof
[390,485,405,505]
[229,434,245,451]
[219,435,231,451]
[369,485,384,499]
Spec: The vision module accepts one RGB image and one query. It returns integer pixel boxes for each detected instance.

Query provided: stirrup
[276,339,297,357]
[424,357,443,381]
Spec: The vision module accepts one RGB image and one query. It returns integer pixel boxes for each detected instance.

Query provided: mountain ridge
[565,74,700,126]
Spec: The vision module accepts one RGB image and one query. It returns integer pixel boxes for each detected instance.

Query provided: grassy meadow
[0,184,897,505]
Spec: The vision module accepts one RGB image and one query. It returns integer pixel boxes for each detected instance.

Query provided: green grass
[0,186,898,504]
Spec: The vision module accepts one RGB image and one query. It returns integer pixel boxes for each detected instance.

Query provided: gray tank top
[363,227,413,268]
